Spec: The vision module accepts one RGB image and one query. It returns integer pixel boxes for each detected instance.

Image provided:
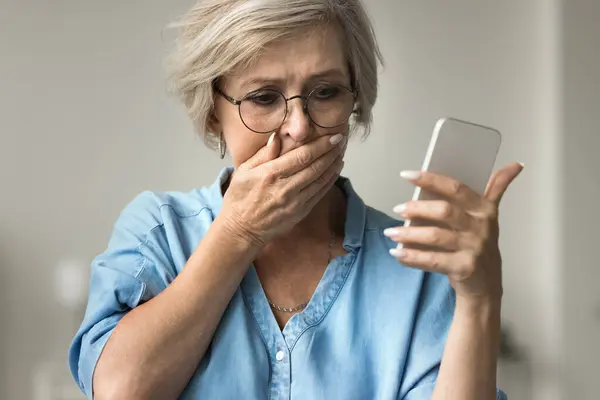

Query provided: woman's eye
[314,86,341,99]
[248,92,280,106]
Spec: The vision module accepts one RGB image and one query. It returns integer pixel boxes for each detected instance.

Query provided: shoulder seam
[132,205,212,270]
[157,202,212,219]
[137,205,212,250]
[132,255,149,305]
[133,205,212,302]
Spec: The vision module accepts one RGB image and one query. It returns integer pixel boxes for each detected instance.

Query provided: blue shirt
[69,167,507,400]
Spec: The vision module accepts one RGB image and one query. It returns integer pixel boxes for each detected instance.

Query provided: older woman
[69,1,522,399]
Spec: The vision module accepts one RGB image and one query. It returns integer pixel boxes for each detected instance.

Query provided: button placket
[269,344,291,400]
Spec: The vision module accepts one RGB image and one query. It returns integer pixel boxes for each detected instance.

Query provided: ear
[207,107,222,134]
[208,78,224,133]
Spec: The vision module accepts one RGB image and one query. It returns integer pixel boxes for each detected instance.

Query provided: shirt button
[276,350,285,362]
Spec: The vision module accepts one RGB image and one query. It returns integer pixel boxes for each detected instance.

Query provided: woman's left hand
[384,162,524,302]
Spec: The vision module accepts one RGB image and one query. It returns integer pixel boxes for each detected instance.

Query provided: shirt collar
[206,166,366,250]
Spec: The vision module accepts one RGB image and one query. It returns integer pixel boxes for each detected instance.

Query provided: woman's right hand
[219,133,346,248]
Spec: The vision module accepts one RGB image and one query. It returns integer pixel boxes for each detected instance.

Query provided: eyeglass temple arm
[214,86,242,105]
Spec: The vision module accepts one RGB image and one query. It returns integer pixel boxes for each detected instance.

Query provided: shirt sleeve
[399,272,508,400]
[68,192,177,398]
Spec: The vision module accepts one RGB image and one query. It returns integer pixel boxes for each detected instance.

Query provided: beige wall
[562,1,600,399]
[1,0,592,399]
[0,2,217,398]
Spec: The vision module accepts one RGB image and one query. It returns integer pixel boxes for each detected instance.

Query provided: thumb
[240,132,281,170]
[484,162,524,205]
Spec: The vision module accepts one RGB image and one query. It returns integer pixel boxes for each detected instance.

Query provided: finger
[270,133,346,177]
[239,132,281,171]
[389,247,467,275]
[286,145,344,191]
[291,173,341,226]
[484,162,524,205]
[393,200,473,231]
[302,171,342,215]
[383,226,460,251]
[299,157,344,206]
[400,170,482,209]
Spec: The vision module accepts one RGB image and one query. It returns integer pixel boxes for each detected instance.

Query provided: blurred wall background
[563,2,600,399]
[0,0,597,399]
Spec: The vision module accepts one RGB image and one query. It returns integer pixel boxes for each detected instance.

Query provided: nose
[280,96,313,143]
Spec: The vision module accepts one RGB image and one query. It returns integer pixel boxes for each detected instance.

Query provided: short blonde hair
[166,0,383,150]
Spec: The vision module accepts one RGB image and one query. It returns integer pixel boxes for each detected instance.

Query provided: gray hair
[166,0,384,150]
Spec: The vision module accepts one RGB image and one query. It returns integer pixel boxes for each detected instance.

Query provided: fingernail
[393,203,407,214]
[400,170,421,180]
[267,132,276,146]
[389,245,404,258]
[383,228,401,237]
[519,162,525,168]
[330,134,343,145]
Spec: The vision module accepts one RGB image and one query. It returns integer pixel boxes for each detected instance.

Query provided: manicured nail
[400,170,421,180]
[383,227,401,237]
[330,134,343,145]
[389,245,404,258]
[393,203,407,214]
[267,132,276,146]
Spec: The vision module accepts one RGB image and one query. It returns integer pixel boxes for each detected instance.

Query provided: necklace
[267,231,336,313]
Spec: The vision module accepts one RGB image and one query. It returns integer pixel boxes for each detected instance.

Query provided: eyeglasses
[214,84,357,134]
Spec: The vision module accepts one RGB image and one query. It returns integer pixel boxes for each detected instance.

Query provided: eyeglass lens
[239,85,354,133]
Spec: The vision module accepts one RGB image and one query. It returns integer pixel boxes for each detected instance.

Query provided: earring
[218,132,226,159]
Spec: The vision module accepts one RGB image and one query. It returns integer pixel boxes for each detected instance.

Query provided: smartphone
[403,117,502,228]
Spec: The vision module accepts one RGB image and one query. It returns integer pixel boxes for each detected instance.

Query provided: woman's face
[212,24,352,166]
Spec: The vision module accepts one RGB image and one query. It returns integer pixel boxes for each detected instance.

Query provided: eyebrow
[239,68,347,90]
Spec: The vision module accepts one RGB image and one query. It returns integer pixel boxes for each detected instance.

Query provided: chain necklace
[267,231,336,313]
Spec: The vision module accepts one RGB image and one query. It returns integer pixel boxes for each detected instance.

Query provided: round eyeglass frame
[214,84,358,134]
